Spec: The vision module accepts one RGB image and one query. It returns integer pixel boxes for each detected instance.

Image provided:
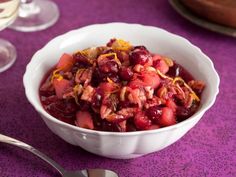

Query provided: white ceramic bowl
[23,23,220,159]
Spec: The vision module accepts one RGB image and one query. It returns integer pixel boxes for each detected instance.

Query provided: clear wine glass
[9,0,59,32]
[0,0,20,73]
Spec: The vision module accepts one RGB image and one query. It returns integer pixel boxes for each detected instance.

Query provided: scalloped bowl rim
[23,22,220,136]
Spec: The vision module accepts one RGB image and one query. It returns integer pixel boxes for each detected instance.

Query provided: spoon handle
[0,133,65,175]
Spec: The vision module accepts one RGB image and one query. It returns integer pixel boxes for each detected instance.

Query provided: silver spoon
[0,134,119,177]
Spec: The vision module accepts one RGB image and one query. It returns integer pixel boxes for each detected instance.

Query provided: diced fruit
[158,107,176,126]
[56,53,75,72]
[128,79,145,89]
[141,72,160,89]
[53,78,71,99]
[134,111,152,130]
[153,59,169,74]
[129,72,160,89]
[98,82,119,93]
[166,99,177,112]
[81,85,95,102]
[75,111,94,129]
[100,105,112,119]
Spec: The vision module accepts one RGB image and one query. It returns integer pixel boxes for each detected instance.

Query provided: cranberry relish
[39,39,205,132]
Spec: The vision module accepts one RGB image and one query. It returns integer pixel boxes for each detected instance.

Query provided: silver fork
[0,134,119,177]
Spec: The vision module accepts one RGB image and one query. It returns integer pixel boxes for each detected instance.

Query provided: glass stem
[18,0,40,18]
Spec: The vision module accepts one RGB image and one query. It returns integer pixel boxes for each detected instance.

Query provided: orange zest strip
[156,69,172,80]
[100,53,121,66]
[107,77,114,83]
[73,50,87,56]
[156,69,200,102]
[51,69,63,82]
[112,39,132,51]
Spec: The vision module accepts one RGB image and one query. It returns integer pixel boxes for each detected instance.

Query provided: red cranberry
[54,100,77,115]
[99,61,119,73]
[92,93,102,108]
[116,51,129,62]
[79,100,91,111]
[118,101,135,109]
[41,95,58,105]
[167,63,194,82]
[112,76,121,83]
[134,46,147,50]
[101,121,122,132]
[73,53,92,66]
[39,90,55,97]
[176,105,197,122]
[106,38,116,47]
[126,120,137,132]
[146,105,162,123]
[91,68,104,86]
[45,99,77,124]
[101,49,115,54]
[47,104,75,125]
[129,46,151,65]
[119,67,133,81]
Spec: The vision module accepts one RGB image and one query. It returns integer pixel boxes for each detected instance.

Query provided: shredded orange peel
[156,69,200,102]
[51,69,63,82]
[107,77,114,83]
[112,39,132,51]
[73,49,87,56]
[162,57,174,67]
[99,53,121,66]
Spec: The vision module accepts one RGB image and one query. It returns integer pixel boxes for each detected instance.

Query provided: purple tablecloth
[0,0,235,176]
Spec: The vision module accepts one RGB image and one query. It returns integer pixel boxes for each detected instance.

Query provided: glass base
[0,39,17,73]
[9,0,59,32]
